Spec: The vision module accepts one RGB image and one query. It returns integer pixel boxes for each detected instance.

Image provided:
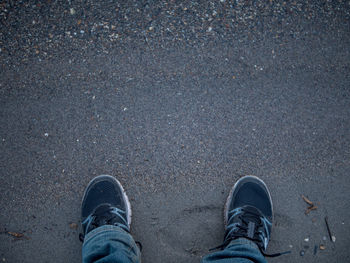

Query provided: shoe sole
[224,175,273,227]
[82,175,132,227]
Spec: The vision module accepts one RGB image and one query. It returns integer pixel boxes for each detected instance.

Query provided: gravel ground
[1,1,350,262]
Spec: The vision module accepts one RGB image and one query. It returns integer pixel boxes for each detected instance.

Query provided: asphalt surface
[1,1,350,262]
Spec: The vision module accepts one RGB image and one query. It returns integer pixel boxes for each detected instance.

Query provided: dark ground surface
[1,1,350,262]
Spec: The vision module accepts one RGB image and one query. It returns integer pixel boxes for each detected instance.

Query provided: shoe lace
[79,204,129,242]
[210,206,291,257]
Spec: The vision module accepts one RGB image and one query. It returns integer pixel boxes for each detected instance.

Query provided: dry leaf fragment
[8,232,24,238]
[301,194,317,214]
[305,205,318,214]
[301,195,313,205]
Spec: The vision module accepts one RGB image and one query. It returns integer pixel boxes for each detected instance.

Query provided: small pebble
[70,8,75,15]
[300,250,305,256]
[304,237,309,242]
[207,26,213,32]
[44,133,49,137]
[69,223,78,230]
[320,245,326,250]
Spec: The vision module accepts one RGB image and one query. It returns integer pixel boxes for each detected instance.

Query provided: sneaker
[222,175,290,257]
[80,175,131,240]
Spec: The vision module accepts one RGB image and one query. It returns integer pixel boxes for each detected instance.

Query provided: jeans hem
[83,225,128,244]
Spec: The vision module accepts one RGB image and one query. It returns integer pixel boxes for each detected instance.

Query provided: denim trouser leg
[201,238,267,263]
[82,225,141,263]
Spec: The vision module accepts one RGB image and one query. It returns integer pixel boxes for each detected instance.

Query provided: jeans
[82,226,266,263]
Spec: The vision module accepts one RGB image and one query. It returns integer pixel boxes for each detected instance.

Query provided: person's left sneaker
[80,175,131,241]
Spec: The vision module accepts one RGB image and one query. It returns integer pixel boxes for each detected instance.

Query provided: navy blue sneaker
[221,175,290,257]
[80,175,131,241]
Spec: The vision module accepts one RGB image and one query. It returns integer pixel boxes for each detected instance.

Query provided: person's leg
[201,176,276,263]
[80,175,141,263]
[201,238,266,263]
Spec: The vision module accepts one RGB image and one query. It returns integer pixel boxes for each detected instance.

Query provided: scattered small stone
[304,237,309,242]
[44,133,49,137]
[319,244,326,250]
[70,8,76,15]
[300,250,305,256]
[207,26,213,32]
[69,223,78,230]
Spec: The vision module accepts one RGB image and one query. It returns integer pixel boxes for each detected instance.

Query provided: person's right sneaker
[80,175,131,241]
[223,175,273,254]
[221,175,290,257]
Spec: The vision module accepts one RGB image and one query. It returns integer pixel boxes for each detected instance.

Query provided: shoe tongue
[93,203,113,216]
[242,205,262,216]
[242,205,262,239]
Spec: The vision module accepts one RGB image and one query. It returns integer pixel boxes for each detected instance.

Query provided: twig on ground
[325,217,336,242]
